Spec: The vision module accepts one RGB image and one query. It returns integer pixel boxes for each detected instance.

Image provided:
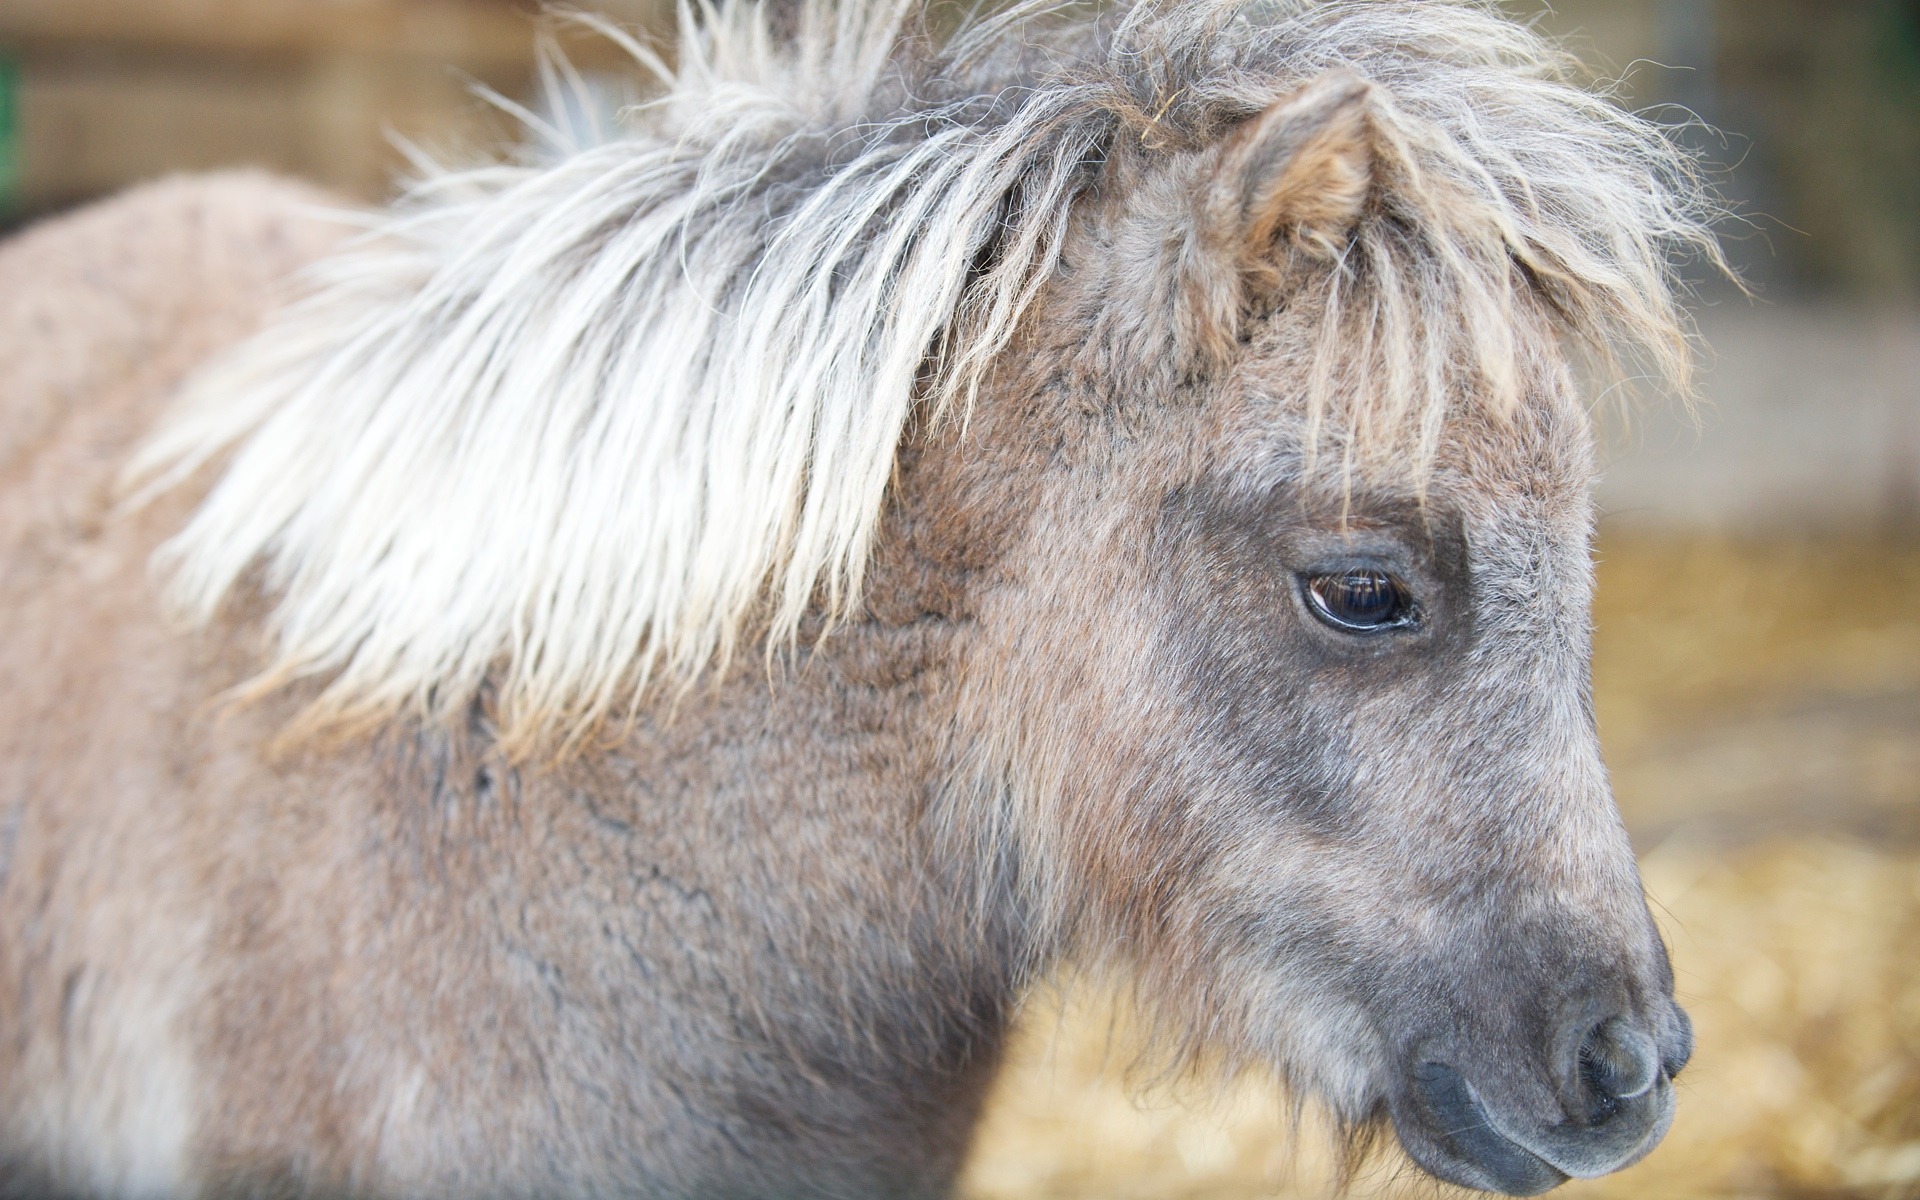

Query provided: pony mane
[131,0,1720,751]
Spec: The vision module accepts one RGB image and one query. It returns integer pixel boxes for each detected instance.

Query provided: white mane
[133,0,1718,750]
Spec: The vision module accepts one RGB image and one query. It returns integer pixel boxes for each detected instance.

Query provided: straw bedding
[961,532,1920,1199]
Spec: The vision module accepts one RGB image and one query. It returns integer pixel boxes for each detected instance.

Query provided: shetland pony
[0,1,1718,1195]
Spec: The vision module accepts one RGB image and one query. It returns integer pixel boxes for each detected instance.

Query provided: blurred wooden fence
[0,0,667,214]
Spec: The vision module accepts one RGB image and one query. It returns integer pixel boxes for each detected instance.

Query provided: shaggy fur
[2,2,1715,1197]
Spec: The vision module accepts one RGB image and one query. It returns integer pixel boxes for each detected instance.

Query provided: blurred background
[1,0,1916,1196]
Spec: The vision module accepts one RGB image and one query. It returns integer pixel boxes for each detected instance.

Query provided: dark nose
[1401,1006,1683,1196]
[1570,1016,1662,1124]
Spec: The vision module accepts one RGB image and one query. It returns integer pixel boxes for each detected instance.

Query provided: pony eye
[1303,569,1414,632]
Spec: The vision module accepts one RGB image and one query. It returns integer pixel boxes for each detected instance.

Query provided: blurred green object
[0,56,17,214]
[1889,0,1920,72]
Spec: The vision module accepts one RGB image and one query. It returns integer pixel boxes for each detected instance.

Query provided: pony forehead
[1032,0,1713,471]
[131,0,1714,749]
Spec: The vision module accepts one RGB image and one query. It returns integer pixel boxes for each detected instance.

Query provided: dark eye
[1303,569,1415,632]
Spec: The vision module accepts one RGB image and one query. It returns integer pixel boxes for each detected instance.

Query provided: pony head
[135,1,1720,1190]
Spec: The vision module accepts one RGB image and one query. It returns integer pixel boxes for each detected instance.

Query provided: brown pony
[0,1,1720,1195]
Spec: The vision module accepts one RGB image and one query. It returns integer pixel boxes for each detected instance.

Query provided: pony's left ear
[1183,71,1377,361]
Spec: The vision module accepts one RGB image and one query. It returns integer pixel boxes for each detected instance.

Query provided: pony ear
[1177,72,1376,365]
[1210,70,1376,271]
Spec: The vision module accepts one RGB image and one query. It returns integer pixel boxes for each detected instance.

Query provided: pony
[0,0,1721,1195]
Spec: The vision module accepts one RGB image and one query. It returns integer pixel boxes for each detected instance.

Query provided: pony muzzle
[1392,1009,1684,1196]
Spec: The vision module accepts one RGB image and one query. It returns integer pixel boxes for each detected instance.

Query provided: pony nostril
[1578,1017,1661,1118]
